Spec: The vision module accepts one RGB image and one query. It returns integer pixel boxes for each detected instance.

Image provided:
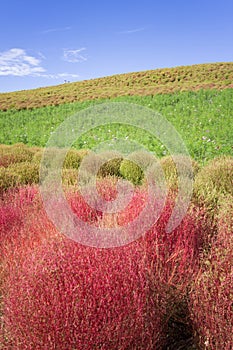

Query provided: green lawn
[0,88,232,163]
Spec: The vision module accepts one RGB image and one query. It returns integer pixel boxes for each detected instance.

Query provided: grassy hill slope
[0,62,232,111]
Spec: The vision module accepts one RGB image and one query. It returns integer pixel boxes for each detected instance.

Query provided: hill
[0,62,233,111]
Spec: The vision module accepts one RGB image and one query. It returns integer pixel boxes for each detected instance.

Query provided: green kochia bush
[63,149,89,169]
[120,159,144,185]
[119,150,157,186]
[98,157,123,177]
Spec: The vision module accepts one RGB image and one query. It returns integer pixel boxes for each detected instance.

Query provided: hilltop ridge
[0,62,232,111]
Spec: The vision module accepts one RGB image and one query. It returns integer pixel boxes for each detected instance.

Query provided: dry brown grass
[0,62,232,111]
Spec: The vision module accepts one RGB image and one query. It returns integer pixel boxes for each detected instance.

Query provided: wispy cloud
[41,26,71,34]
[0,48,45,76]
[63,48,87,63]
[117,27,145,34]
[0,48,79,80]
[34,72,80,79]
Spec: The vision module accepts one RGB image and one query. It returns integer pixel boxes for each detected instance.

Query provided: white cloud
[56,73,79,78]
[0,48,45,76]
[118,27,145,34]
[34,72,80,79]
[41,26,71,34]
[63,48,87,63]
[0,48,79,80]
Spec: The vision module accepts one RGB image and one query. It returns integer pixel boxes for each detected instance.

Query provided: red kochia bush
[3,238,165,350]
[119,192,208,293]
[0,186,38,256]
[67,190,103,223]
[1,183,209,349]
[189,196,233,350]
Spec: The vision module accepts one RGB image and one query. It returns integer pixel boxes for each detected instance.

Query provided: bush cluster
[1,182,212,349]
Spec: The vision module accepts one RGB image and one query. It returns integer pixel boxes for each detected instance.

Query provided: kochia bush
[193,155,233,211]
[3,238,166,349]
[1,182,210,349]
[189,195,233,350]
[120,159,144,185]
[0,143,35,168]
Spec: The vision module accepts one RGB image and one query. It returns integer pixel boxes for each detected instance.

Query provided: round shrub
[120,159,144,185]
[66,190,103,224]
[1,183,211,349]
[95,176,118,201]
[0,186,43,321]
[193,155,233,210]
[3,163,39,192]
[63,149,89,169]
[7,162,40,186]
[32,149,43,163]
[217,194,233,236]
[160,155,200,191]
[0,143,34,167]
[32,148,88,170]
[77,151,102,176]
[98,157,123,177]
[0,167,19,192]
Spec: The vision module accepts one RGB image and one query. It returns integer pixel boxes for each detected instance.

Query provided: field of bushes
[0,63,232,349]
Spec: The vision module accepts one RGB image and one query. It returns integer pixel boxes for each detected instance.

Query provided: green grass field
[0,88,232,163]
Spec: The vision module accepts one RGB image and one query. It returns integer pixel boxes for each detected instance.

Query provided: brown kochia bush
[160,155,200,191]
[0,143,35,167]
[0,162,40,192]
[189,195,233,350]
[193,155,233,210]
[0,167,19,193]
[62,168,79,187]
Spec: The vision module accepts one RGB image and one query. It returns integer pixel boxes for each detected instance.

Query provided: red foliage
[67,190,103,223]
[117,187,148,226]
[189,199,233,350]
[3,238,166,349]
[1,183,211,349]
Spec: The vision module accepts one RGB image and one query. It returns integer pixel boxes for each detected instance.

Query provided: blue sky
[0,0,232,93]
